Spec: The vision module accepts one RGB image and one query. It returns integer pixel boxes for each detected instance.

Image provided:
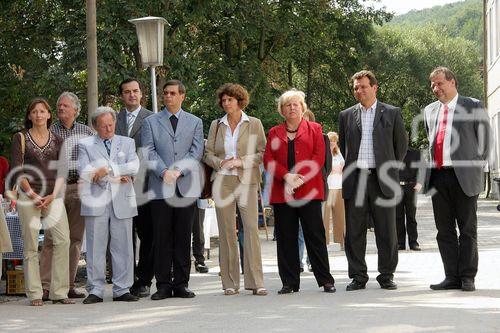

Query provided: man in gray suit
[142,79,204,300]
[338,70,407,291]
[78,106,140,304]
[425,67,491,292]
[115,78,154,298]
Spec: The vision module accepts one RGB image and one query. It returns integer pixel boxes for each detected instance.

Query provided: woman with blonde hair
[204,83,267,296]
[323,131,345,249]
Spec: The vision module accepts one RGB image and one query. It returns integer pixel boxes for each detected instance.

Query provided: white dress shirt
[357,100,377,169]
[218,111,249,176]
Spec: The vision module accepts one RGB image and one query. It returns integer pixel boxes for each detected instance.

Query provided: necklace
[286,127,298,133]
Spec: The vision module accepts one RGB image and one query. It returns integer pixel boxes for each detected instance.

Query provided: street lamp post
[129,16,169,113]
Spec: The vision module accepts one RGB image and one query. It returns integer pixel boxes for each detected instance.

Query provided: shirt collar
[99,135,114,143]
[166,108,182,119]
[441,93,458,111]
[359,99,377,113]
[125,105,141,117]
[55,120,76,130]
[219,111,249,126]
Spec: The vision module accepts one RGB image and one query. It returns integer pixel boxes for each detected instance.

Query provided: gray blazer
[338,101,407,200]
[141,108,204,199]
[424,95,491,197]
[78,134,139,219]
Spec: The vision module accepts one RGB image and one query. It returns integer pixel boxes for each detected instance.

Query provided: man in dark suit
[338,70,407,291]
[115,78,154,298]
[424,67,490,292]
[396,145,422,251]
[142,80,204,300]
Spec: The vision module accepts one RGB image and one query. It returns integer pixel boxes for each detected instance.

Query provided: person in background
[264,89,335,294]
[204,83,267,296]
[0,150,9,195]
[396,139,422,251]
[11,97,72,306]
[323,131,345,250]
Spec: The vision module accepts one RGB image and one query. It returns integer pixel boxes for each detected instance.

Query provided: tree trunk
[306,52,313,108]
[288,62,293,87]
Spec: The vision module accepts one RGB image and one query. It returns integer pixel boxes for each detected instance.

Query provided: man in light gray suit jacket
[142,79,204,300]
[424,67,491,292]
[78,106,140,304]
[115,78,154,298]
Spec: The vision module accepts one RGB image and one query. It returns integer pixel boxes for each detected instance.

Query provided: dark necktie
[170,115,178,133]
[104,139,111,156]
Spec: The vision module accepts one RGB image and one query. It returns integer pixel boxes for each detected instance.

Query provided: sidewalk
[1,197,499,333]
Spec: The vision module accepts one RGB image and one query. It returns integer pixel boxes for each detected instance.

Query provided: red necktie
[433,104,449,169]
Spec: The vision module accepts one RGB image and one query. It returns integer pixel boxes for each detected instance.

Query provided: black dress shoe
[151,289,173,300]
[379,279,397,290]
[299,267,304,273]
[277,286,299,294]
[83,294,103,304]
[398,245,406,251]
[113,292,139,302]
[461,279,475,292]
[323,283,336,293]
[346,280,366,291]
[130,285,150,298]
[195,262,209,273]
[173,287,196,298]
[68,288,86,299]
[409,244,421,251]
[430,278,461,290]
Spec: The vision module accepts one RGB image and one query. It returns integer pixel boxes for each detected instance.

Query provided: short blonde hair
[277,90,308,118]
[303,109,315,122]
[327,131,339,155]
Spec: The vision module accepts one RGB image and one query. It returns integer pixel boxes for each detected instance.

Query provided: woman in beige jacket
[204,83,267,296]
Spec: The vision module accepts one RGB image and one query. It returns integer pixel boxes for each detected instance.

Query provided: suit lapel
[128,108,146,138]
[236,121,249,150]
[94,136,109,160]
[117,110,127,136]
[354,106,362,130]
[372,103,384,129]
[110,136,121,161]
[158,110,175,137]
[429,103,441,147]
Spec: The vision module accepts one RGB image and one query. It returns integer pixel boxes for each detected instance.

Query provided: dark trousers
[396,184,419,248]
[430,168,478,280]
[273,200,334,289]
[150,198,196,291]
[132,202,154,287]
[192,207,205,264]
[344,171,398,284]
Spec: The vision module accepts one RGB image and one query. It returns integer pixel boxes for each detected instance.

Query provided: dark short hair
[163,80,186,95]
[429,67,459,89]
[24,97,52,129]
[216,83,250,109]
[351,70,378,86]
[118,78,143,95]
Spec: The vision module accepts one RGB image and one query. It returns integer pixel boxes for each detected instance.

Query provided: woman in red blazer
[263,90,335,294]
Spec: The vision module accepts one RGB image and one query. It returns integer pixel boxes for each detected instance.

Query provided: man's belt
[400,181,415,186]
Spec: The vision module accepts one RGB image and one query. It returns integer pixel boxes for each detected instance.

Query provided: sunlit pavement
[1,196,499,333]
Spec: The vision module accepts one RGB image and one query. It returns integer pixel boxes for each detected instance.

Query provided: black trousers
[192,207,205,264]
[396,184,419,248]
[132,202,155,287]
[150,198,196,291]
[344,171,398,284]
[273,200,334,289]
[430,168,478,280]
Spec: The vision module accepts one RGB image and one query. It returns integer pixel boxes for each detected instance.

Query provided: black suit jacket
[424,95,491,197]
[338,101,407,200]
[322,134,332,198]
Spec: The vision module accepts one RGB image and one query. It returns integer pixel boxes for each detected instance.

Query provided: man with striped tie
[116,78,153,298]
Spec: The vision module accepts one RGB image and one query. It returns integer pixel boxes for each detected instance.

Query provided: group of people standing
[2,65,490,306]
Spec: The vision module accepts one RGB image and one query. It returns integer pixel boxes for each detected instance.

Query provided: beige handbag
[5,132,25,201]
[0,209,13,253]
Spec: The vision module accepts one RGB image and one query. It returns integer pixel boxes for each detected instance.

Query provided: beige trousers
[17,193,70,301]
[40,183,84,289]
[214,175,264,290]
[323,189,345,246]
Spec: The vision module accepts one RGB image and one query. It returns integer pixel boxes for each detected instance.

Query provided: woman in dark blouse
[263,90,335,294]
[10,97,72,306]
